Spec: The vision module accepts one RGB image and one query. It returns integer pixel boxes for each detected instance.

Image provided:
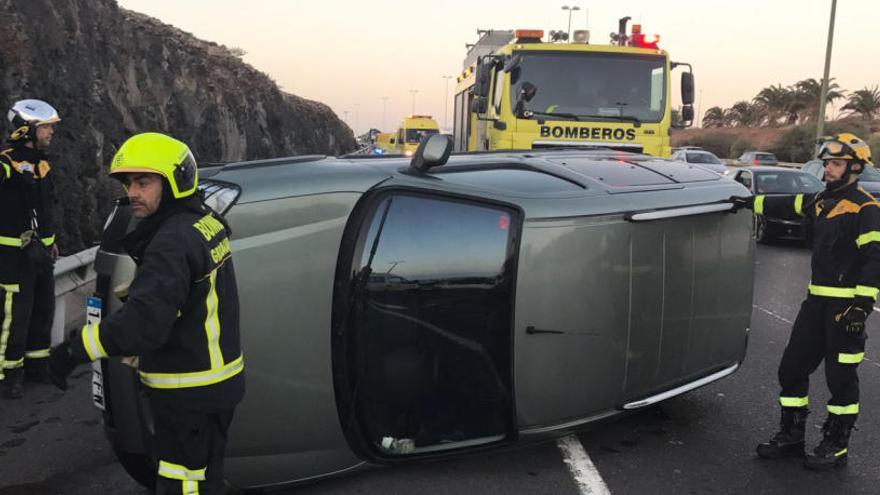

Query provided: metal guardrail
[51,246,98,345]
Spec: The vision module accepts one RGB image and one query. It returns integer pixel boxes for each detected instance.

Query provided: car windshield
[687,152,722,164]
[755,172,823,194]
[756,153,777,162]
[405,128,438,144]
[509,52,666,123]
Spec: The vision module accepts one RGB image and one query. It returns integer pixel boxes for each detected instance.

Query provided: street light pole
[381,96,389,131]
[561,5,580,40]
[816,0,837,149]
[409,89,419,115]
[442,76,453,131]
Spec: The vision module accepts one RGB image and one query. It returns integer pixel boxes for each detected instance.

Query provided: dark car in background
[737,151,779,166]
[670,148,727,175]
[801,159,880,196]
[731,166,823,243]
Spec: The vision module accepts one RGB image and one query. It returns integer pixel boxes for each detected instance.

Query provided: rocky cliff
[0,0,356,252]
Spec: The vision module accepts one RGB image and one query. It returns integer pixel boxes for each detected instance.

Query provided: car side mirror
[681,105,694,125]
[408,134,453,173]
[471,96,488,114]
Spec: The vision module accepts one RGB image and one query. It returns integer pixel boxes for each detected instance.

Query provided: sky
[116,0,879,135]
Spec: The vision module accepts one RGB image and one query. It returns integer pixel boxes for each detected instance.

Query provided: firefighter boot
[803,416,854,470]
[2,367,25,399]
[756,408,808,459]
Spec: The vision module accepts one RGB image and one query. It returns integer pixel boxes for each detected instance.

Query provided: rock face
[0,0,356,252]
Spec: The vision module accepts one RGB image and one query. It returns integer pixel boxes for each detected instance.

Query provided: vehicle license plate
[87,296,105,411]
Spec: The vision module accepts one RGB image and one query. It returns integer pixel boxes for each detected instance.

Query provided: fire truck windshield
[405,128,439,143]
[509,52,667,123]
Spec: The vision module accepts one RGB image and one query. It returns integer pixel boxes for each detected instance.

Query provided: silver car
[93,139,755,490]
[670,148,727,175]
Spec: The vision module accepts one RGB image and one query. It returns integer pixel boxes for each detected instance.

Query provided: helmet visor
[818,139,857,161]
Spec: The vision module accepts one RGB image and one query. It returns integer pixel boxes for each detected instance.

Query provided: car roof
[205,149,746,219]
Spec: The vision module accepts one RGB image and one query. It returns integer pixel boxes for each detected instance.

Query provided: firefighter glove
[729,195,755,211]
[48,341,78,391]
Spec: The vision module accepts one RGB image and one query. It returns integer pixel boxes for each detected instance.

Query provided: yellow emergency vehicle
[384,115,441,156]
[453,19,695,157]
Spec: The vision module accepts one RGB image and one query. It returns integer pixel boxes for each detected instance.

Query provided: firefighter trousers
[0,259,54,381]
[152,398,235,495]
[778,296,866,421]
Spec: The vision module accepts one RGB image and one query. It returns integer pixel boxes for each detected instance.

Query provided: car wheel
[755,217,770,244]
[114,449,156,490]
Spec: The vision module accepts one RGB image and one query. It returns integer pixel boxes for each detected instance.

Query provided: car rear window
[756,153,777,161]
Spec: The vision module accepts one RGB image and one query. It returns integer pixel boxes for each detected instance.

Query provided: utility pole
[354,103,360,135]
[815,0,837,150]
[381,96,389,131]
[343,110,349,128]
[409,89,419,115]
[442,76,454,131]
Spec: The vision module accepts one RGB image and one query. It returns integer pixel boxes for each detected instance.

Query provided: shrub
[730,138,756,160]
[677,132,737,158]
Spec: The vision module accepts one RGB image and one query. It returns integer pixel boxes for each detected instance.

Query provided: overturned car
[93,137,754,490]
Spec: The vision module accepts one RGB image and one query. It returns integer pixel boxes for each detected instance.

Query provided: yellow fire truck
[453,18,694,157]
[376,115,441,156]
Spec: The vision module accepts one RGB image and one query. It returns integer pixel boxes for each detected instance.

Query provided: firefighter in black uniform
[48,132,244,494]
[732,133,879,470]
[0,99,61,399]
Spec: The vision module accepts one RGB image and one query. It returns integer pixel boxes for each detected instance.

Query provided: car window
[687,152,722,165]
[860,165,880,181]
[801,160,823,180]
[735,171,752,189]
[349,193,516,451]
[755,172,821,194]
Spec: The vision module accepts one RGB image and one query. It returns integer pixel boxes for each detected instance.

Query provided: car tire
[755,217,771,244]
[114,449,156,490]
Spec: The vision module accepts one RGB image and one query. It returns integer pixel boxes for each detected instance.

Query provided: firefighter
[731,133,878,470]
[47,132,244,494]
[0,99,61,399]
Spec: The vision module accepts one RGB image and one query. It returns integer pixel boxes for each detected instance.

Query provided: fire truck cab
[453,19,695,157]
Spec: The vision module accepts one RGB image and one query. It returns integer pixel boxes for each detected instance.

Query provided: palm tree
[726,101,760,127]
[792,78,845,122]
[702,106,726,128]
[753,84,793,126]
[841,86,880,120]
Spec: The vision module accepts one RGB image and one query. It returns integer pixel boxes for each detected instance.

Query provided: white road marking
[752,304,793,325]
[556,435,611,495]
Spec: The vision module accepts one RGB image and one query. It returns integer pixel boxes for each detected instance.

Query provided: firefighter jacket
[0,144,56,280]
[755,181,880,302]
[69,198,244,410]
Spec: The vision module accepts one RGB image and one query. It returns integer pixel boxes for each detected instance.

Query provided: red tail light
[752,159,759,165]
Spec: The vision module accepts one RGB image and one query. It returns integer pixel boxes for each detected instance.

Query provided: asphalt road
[3,242,880,494]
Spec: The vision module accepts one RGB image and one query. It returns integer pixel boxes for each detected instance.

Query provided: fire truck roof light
[515,29,544,40]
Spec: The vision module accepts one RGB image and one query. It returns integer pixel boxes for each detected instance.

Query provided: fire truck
[453,18,695,157]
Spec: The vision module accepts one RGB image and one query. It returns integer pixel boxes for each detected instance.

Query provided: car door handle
[525,326,564,335]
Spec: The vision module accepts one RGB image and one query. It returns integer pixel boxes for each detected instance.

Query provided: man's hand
[729,195,755,211]
[836,298,873,333]
[48,341,79,391]
[51,243,59,261]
